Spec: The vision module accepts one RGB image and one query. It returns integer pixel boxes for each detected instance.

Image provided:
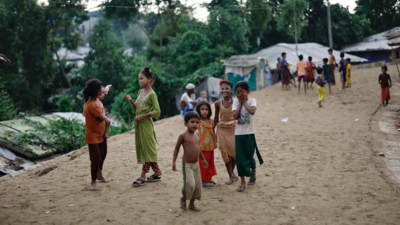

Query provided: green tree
[58,96,72,112]
[0,80,18,121]
[245,0,272,52]
[277,0,308,56]
[122,23,149,54]
[355,0,400,33]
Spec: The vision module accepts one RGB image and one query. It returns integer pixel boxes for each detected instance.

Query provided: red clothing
[199,151,217,182]
[381,87,390,102]
[306,61,314,70]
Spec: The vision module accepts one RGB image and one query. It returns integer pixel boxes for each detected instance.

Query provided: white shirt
[232,98,257,135]
[181,92,195,110]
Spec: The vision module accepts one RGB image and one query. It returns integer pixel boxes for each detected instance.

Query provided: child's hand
[124,94,132,101]
[203,160,209,168]
[104,133,109,139]
[135,115,145,122]
[172,163,177,171]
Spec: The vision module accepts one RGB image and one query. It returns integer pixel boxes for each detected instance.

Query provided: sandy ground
[1,65,400,225]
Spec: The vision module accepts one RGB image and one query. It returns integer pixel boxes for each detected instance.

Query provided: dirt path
[1,65,400,225]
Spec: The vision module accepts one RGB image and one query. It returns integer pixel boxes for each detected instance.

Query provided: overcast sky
[38,0,358,21]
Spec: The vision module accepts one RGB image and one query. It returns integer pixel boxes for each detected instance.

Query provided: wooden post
[392,48,400,77]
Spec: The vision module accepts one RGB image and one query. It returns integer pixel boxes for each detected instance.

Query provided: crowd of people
[81,52,392,212]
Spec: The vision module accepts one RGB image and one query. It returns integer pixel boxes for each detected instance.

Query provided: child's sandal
[248,177,257,185]
[147,175,162,182]
[132,178,146,187]
[236,185,246,192]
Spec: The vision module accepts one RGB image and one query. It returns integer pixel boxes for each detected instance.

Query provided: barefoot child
[280,52,291,90]
[172,112,209,212]
[328,48,336,85]
[297,54,307,93]
[214,79,238,185]
[322,58,332,94]
[124,67,162,187]
[232,81,264,192]
[346,58,352,88]
[195,101,217,187]
[306,56,315,90]
[379,66,392,106]
[316,67,326,107]
[82,79,107,190]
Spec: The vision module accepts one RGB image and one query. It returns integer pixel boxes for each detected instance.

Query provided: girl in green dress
[124,67,162,187]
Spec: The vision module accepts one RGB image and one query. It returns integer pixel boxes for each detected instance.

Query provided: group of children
[82,69,263,212]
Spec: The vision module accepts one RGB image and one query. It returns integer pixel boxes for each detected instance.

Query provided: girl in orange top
[82,78,107,190]
[195,101,217,187]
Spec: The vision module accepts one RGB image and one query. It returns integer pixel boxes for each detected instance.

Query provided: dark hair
[308,56,312,61]
[328,48,333,52]
[277,57,281,60]
[299,55,303,60]
[140,67,156,84]
[195,101,212,119]
[346,58,351,62]
[220,80,233,89]
[184,111,200,123]
[316,67,323,74]
[340,52,345,58]
[281,52,286,57]
[382,65,388,70]
[323,58,328,63]
[82,78,102,102]
[235,81,250,92]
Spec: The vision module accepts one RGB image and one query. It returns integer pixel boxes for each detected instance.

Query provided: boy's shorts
[340,71,346,82]
[182,163,201,201]
[298,75,306,82]
[324,74,332,84]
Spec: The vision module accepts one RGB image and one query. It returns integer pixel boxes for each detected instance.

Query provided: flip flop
[147,174,162,182]
[248,177,257,185]
[236,185,246,192]
[210,180,217,185]
[132,178,146,187]
[202,182,215,188]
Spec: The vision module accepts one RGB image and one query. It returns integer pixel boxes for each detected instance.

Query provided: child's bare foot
[189,204,200,212]
[97,176,109,183]
[180,198,187,210]
[90,181,97,190]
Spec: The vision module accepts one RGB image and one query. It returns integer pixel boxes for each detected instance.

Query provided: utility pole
[327,0,333,48]
[294,3,298,56]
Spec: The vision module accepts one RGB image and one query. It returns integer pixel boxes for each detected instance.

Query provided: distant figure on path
[328,48,336,85]
[280,52,290,90]
[196,91,208,102]
[172,112,209,212]
[296,54,307,93]
[379,65,392,106]
[180,83,197,116]
[322,58,332,94]
[306,56,315,89]
[339,52,347,91]
[316,67,326,108]
[276,58,282,81]
[346,58,352,88]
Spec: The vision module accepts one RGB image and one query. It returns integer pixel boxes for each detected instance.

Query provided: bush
[58,96,72,112]
[0,81,18,121]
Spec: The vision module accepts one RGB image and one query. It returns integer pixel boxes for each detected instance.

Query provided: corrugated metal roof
[342,27,400,52]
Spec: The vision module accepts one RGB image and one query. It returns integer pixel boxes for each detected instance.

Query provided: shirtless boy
[172,111,209,212]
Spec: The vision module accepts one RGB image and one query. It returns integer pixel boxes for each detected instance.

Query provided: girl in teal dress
[124,67,162,187]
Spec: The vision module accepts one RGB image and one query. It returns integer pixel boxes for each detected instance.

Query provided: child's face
[200,91,207,99]
[382,68,387,74]
[185,118,199,132]
[236,87,249,100]
[98,86,105,100]
[220,83,232,97]
[199,104,209,119]
[138,73,151,87]
[328,51,332,55]
[321,70,324,75]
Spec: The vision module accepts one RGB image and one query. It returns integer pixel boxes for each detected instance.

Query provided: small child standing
[82,79,107,190]
[233,81,263,192]
[339,53,347,91]
[173,112,209,212]
[306,56,315,90]
[322,58,332,94]
[196,91,208,102]
[296,54,307,93]
[316,67,326,107]
[195,101,217,187]
[346,58,352,88]
[379,66,392,106]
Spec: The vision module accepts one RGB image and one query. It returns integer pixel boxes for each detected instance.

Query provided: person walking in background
[379,65,392,106]
[180,83,198,116]
[306,56,315,90]
[339,52,347,91]
[328,48,336,85]
[322,58,332,94]
[346,58,352,88]
[316,67,326,108]
[277,58,282,81]
[280,52,291,90]
[124,67,162,187]
[296,54,307,93]
[214,79,238,185]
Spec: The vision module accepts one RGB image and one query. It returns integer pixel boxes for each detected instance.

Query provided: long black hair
[140,67,156,84]
[235,81,250,92]
[195,101,212,119]
[82,78,102,102]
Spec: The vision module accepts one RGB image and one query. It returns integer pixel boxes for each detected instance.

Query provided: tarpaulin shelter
[224,56,267,91]
[175,77,222,111]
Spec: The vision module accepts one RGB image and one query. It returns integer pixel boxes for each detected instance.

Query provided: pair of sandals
[202,180,217,188]
[236,177,257,192]
[132,175,161,187]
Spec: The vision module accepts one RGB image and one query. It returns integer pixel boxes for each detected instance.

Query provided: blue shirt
[339,59,346,74]
[280,58,288,69]
[322,64,331,76]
